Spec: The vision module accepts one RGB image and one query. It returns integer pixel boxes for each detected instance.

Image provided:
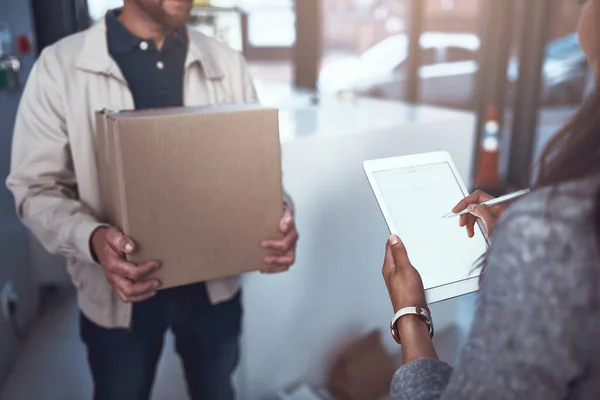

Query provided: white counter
[237,97,479,399]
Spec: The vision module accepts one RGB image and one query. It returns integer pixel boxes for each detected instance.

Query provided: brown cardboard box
[327,330,396,400]
[95,104,283,289]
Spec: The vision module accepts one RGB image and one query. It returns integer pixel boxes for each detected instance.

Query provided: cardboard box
[327,330,396,400]
[95,104,283,289]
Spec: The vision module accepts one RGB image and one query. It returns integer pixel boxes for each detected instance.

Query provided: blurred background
[0,0,593,399]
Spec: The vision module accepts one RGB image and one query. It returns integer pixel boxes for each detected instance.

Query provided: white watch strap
[390,306,434,345]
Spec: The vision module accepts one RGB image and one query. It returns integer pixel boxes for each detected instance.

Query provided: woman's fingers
[454,190,499,238]
[468,204,497,237]
[452,190,494,213]
[465,214,478,238]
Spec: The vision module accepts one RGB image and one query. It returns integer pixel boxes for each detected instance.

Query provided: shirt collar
[76,13,224,81]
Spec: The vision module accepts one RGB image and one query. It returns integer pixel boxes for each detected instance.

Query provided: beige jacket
[7,18,268,328]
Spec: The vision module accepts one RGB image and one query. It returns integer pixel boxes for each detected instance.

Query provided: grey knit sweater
[391,178,600,400]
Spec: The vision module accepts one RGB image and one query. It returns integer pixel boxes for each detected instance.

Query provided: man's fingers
[264,251,295,266]
[115,288,129,303]
[260,266,290,274]
[107,258,161,281]
[114,285,157,303]
[261,239,288,252]
[128,292,157,303]
[105,257,136,279]
[106,228,135,254]
[112,275,159,301]
[261,230,299,253]
[279,210,295,234]
[133,261,162,281]
[112,276,134,297]
[127,280,160,297]
[459,214,468,227]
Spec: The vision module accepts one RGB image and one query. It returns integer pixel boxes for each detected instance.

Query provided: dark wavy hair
[534,87,600,189]
[479,24,600,279]
[478,82,600,283]
[531,1,600,221]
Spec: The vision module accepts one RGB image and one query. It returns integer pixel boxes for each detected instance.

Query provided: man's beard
[135,0,191,31]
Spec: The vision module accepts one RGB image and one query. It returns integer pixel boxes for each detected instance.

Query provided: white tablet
[364,151,488,304]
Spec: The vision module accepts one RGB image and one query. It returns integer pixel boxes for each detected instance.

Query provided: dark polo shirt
[106,10,188,109]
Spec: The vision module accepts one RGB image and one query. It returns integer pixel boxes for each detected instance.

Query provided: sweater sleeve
[391,195,600,400]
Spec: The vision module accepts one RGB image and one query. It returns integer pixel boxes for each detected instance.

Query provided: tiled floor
[1,290,191,400]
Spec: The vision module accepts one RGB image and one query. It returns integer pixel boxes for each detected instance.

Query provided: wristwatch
[390,306,434,345]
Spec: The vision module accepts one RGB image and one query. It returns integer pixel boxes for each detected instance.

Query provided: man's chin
[152,15,185,32]
[163,2,192,24]
[163,14,190,30]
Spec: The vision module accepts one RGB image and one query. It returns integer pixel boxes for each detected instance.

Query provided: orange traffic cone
[475,106,504,192]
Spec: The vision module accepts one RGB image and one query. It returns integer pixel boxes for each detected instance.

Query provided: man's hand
[91,227,161,303]
[260,205,299,274]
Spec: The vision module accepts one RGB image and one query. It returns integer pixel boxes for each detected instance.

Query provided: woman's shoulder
[490,175,600,286]
[499,175,600,234]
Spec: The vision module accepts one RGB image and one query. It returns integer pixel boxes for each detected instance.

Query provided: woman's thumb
[387,235,410,266]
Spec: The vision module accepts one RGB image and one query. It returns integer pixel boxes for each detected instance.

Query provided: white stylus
[442,188,531,218]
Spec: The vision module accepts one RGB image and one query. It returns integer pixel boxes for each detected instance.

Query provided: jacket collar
[75,15,225,81]
[186,27,224,79]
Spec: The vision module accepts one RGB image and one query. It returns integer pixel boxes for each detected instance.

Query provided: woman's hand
[382,235,438,363]
[382,235,427,313]
[452,190,507,239]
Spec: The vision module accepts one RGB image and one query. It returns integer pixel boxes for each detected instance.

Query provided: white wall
[237,100,480,399]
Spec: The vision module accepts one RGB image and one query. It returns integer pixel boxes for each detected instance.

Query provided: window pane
[532,1,591,164]
[319,0,408,98]
[418,0,483,110]
[247,8,295,47]
[446,46,476,62]
[88,0,123,20]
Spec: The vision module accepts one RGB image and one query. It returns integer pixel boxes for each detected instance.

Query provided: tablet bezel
[364,151,488,304]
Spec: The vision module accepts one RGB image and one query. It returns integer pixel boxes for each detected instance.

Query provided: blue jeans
[80,283,242,400]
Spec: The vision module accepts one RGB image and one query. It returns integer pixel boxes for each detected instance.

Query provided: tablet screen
[373,162,487,290]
